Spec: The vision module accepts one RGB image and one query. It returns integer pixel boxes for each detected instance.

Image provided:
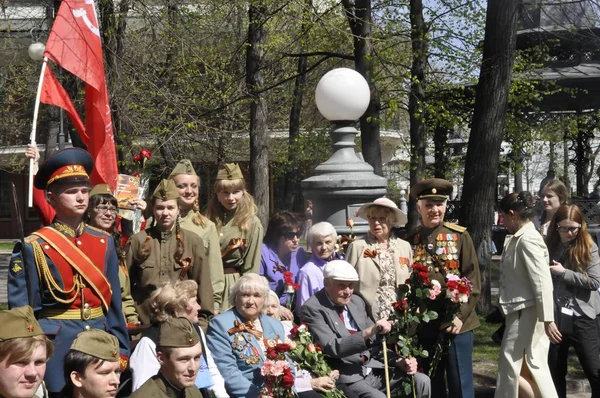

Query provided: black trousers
[548,314,600,398]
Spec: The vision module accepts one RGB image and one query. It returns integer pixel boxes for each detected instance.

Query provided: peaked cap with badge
[216,163,244,181]
[0,305,43,341]
[158,317,200,348]
[169,159,197,178]
[34,148,94,190]
[70,329,120,362]
[411,178,453,201]
[153,179,180,201]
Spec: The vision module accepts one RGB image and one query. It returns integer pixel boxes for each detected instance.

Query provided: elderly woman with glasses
[546,205,600,398]
[346,197,411,321]
[207,274,294,398]
[259,212,307,320]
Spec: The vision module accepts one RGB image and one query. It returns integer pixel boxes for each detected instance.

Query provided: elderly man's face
[235,290,265,321]
[324,279,355,306]
[416,199,446,228]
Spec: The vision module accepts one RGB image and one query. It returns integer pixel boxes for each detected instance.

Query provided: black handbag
[554,294,574,335]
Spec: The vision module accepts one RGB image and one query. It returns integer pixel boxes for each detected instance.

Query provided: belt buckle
[81,304,92,320]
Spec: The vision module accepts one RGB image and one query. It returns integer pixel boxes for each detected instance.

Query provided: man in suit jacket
[301,260,430,398]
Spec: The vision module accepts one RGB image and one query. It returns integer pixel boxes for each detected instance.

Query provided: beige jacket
[346,234,412,318]
[499,222,554,321]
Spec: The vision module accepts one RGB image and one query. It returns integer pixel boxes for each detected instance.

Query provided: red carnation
[447,280,459,290]
[283,271,294,285]
[140,148,152,159]
[393,302,401,310]
[266,347,278,360]
[275,343,291,353]
[282,367,294,388]
[290,324,300,338]
[133,154,142,163]
[315,346,322,352]
[400,299,409,310]
[458,284,470,294]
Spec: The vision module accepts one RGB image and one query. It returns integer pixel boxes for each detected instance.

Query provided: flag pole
[28,57,48,207]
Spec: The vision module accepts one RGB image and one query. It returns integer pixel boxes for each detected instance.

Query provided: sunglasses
[283,231,300,240]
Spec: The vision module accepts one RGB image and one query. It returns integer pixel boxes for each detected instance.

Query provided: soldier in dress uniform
[8,148,130,396]
[407,178,481,398]
[0,306,54,398]
[126,179,214,327]
[62,329,121,398]
[130,317,206,398]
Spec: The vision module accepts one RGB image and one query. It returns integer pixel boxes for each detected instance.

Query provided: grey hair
[229,273,270,305]
[416,198,448,208]
[307,222,337,248]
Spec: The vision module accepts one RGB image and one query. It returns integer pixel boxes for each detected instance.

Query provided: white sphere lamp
[315,68,370,121]
[28,42,46,61]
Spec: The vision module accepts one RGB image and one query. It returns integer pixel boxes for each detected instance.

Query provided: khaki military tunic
[407,222,481,333]
[130,373,203,398]
[218,210,263,311]
[126,226,214,325]
[179,210,225,313]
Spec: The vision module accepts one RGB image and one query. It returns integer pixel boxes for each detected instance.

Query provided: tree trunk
[247,1,269,228]
[283,0,312,212]
[407,0,428,231]
[434,124,449,179]
[341,0,382,176]
[460,0,520,315]
[563,132,571,192]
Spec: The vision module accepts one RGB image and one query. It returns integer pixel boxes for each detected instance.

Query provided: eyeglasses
[95,205,118,215]
[283,231,300,240]
[557,226,580,233]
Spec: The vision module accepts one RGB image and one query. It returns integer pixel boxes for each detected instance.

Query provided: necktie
[335,306,356,334]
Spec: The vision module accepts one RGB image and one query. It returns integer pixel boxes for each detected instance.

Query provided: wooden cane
[382,339,391,398]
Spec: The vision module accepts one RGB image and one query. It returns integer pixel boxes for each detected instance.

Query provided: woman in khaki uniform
[168,159,225,313]
[127,179,214,326]
[206,163,264,311]
[346,197,411,320]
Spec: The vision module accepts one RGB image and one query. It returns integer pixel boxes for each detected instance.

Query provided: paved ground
[0,252,9,303]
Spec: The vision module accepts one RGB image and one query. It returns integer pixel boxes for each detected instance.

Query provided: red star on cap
[28,325,34,332]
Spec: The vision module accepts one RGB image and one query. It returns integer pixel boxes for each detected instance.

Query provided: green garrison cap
[70,329,119,362]
[216,163,244,181]
[158,318,200,348]
[169,159,197,178]
[153,179,180,201]
[90,184,114,198]
[411,178,454,201]
[0,306,44,341]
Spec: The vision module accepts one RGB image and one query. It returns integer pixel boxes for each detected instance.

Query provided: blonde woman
[169,159,225,313]
[129,280,228,397]
[206,163,264,310]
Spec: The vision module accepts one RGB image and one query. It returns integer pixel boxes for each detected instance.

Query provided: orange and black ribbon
[227,320,263,339]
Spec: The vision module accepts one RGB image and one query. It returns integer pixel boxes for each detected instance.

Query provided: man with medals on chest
[7,148,129,397]
[407,178,481,398]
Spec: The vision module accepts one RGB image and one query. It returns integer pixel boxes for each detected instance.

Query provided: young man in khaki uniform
[408,178,481,398]
[131,317,206,398]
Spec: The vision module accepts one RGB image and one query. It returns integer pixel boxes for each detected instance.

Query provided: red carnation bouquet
[387,262,441,397]
[261,341,295,398]
[428,274,473,377]
[288,324,344,398]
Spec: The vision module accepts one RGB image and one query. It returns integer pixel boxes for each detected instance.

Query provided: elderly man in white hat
[300,260,430,398]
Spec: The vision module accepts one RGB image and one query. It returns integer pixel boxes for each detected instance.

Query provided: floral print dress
[372,248,397,321]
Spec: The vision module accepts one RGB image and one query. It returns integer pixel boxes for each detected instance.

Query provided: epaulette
[24,235,38,243]
[444,222,467,233]
[85,224,112,236]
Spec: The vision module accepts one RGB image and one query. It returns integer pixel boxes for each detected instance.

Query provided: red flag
[40,65,88,141]
[43,0,118,189]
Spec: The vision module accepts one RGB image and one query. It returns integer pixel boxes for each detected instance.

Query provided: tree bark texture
[434,124,449,180]
[341,0,383,176]
[407,0,428,231]
[247,1,270,228]
[460,0,520,314]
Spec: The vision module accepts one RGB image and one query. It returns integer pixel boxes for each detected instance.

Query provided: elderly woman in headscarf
[345,197,412,320]
[207,274,294,397]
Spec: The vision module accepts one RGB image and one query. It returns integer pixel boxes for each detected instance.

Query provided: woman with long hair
[539,179,569,238]
[127,179,214,326]
[169,159,225,313]
[495,191,558,398]
[546,205,600,397]
[206,163,263,311]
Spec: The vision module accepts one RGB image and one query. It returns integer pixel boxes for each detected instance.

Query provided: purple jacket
[259,243,307,306]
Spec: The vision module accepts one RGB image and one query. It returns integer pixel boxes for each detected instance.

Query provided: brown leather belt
[223,267,240,275]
